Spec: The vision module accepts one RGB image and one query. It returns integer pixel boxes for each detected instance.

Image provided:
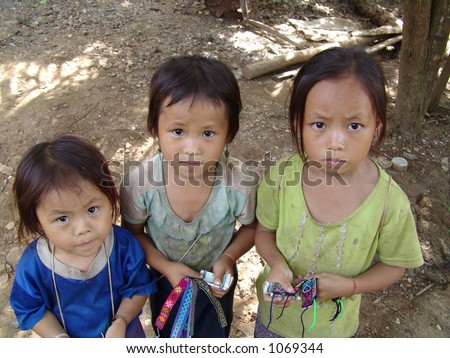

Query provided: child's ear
[374,120,382,138]
[153,136,161,152]
[36,222,45,238]
[371,120,383,149]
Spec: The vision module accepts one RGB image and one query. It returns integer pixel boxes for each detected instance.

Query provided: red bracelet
[351,278,358,295]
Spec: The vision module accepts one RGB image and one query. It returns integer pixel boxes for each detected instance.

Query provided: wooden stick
[351,0,403,27]
[274,68,301,80]
[415,283,436,297]
[244,18,305,50]
[241,36,374,80]
[365,35,402,53]
[352,25,402,37]
[240,0,248,19]
[273,35,403,80]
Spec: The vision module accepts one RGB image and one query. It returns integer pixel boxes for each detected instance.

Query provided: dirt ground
[0,0,449,338]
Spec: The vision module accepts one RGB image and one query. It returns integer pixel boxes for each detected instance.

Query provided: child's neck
[164,166,216,223]
[302,158,379,224]
[52,246,100,273]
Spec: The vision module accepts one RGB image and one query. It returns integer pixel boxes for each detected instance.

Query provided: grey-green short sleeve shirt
[120,154,257,271]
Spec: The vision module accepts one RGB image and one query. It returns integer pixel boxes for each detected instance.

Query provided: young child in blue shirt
[10,135,156,338]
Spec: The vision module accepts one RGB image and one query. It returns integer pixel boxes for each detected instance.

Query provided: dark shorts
[253,311,284,338]
[126,316,146,338]
[150,266,237,338]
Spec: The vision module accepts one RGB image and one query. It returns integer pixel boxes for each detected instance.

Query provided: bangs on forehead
[165,93,223,109]
[44,171,97,199]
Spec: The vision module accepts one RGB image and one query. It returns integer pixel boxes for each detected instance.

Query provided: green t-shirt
[256,155,423,337]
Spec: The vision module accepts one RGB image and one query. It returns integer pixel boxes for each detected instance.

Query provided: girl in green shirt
[254,47,424,338]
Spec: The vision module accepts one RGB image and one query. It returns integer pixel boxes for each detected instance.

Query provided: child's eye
[203,131,215,138]
[312,122,326,129]
[56,216,69,223]
[348,123,362,131]
[172,129,184,136]
[87,207,98,215]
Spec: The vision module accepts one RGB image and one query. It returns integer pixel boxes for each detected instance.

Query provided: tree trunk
[428,54,450,111]
[392,0,449,138]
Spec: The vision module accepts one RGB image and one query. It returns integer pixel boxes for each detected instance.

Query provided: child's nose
[74,217,91,236]
[327,129,345,150]
[182,137,201,155]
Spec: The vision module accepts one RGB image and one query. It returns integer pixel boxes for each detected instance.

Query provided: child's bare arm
[255,222,295,301]
[122,220,201,287]
[211,220,257,298]
[32,310,68,338]
[352,262,405,294]
[313,262,405,301]
[104,295,148,338]
[220,220,257,267]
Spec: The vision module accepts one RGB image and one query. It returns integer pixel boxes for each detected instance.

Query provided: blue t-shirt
[10,225,157,337]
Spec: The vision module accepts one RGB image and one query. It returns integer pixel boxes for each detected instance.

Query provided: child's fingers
[279,280,295,294]
[154,263,203,288]
[210,285,227,298]
[263,294,294,307]
[212,269,225,286]
[266,275,293,292]
[212,257,233,282]
[173,262,199,278]
[285,285,295,294]
[186,268,203,279]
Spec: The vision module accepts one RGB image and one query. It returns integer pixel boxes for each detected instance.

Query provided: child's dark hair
[147,54,242,143]
[289,47,387,159]
[13,135,119,244]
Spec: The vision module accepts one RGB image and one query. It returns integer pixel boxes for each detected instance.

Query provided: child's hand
[104,320,126,338]
[165,261,202,288]
[210,254,234,298]
[264,263,295,306]
[309,272,354,301]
